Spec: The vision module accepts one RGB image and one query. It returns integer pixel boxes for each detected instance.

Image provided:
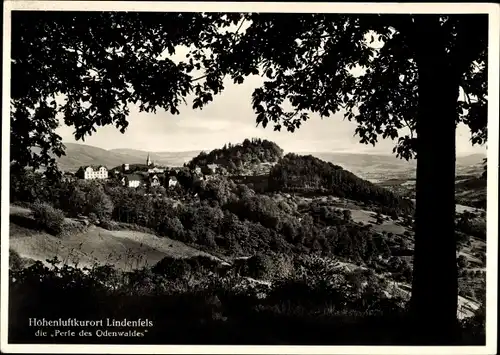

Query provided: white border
[1,2,499,354]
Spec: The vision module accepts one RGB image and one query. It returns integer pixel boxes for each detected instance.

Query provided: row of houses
[68,164,179,189]
[66,153,222,189]
[120,171,179,189]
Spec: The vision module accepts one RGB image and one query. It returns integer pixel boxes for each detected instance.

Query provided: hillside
[51,142,484,180]
[269,153,414,215]
[9,205,222,270]
[43,143,127,172]
[109,148,200,167]
[187,138,284,173]
[455,176,487,209]
[307,152,486,182]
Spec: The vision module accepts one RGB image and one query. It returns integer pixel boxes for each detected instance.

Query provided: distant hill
[55,144,131,172]
[55,142,486,178]
[109,148,200,166]
[304,152,486,182]
[56,143,200,172]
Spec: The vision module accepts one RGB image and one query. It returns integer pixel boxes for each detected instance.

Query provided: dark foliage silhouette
[8,255,485,345]
[10,11,488,344]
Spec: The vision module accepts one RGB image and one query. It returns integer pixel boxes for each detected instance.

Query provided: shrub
[9,249,25,271]
[31,202,65,235]
[457,255,468,269]
[270,253,295,280]
[88,213,99,224]
[99,220,119,230]
[246,253,274,280]
[152,256,193,280]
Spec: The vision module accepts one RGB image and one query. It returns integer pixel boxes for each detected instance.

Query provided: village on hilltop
[65,152,224,189]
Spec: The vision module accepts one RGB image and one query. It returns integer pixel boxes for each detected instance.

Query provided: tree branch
[452,16,488,77]
[402,117,414,139]
[189,18,247,84]
[191,74,209,82]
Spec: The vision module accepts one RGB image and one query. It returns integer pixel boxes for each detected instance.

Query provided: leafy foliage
[58,180,114,220]
[269,153,414,215]
[455,211,486,241]
[10,170,52,203]
[31,202,65,235]
[8,254,484,345]
[188,138,283,173]
[11,11,230,174]
[180,14,487,158]
[12,12,487,172]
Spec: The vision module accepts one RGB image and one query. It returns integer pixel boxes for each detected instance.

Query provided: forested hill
[269,153,414,215]
[188,138,284,172]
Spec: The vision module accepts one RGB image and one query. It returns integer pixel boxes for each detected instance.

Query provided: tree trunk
[410,20,461,344]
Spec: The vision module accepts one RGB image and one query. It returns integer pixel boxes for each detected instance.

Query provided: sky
[55,35,486,157]
[55,73,486,156]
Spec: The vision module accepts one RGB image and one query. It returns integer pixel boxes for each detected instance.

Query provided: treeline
[187,138,283,172]
[10,171,395,267]
[455,176,487,209]
[269,154,414,216]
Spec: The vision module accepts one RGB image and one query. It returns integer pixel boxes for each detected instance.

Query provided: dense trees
[188,138,283,173]
[11,169,397,263]
[186,14,487,342]
[186,13,488,342]
[269,154,414,215]
[10,170,52,203]
[11,11,489,343]
[55,180,114,221]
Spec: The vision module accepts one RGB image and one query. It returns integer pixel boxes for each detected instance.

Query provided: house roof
[169,176,178,182]
[82,165,107,170]
[124,173,144,182]
[207,164,219,169]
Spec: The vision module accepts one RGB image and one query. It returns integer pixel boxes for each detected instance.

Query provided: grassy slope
[9,202,484,320]
[9,205,221,270]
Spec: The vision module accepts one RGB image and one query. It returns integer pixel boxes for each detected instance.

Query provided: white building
[150,174,161,187]
[168,176,178,188]
[148,166,165,174]
[121,173,144,188]
[76,165,108,180]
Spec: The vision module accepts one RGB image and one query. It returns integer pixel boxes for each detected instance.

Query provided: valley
[9,138,487,345]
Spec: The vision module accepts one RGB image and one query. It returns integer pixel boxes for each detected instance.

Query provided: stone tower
[147,153,152,166]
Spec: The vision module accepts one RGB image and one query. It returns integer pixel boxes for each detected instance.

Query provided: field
[10,205,223,270]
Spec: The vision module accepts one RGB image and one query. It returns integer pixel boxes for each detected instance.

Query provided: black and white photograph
[1,2,498,353]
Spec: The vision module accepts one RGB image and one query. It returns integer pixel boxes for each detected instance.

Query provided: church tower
[147,153,152,166]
